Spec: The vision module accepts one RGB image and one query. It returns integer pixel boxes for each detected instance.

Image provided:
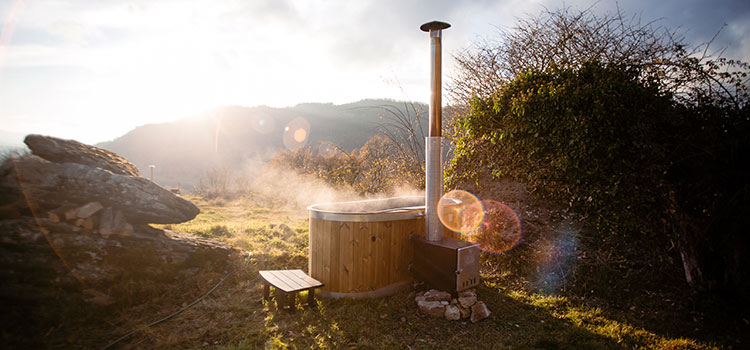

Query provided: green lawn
[82,195,737,349]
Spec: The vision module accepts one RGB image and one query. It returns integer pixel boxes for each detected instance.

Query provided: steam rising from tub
[247,157,424,211]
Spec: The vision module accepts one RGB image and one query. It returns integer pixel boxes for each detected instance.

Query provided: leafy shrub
[448,61,750,292]
[449,62,675,245]
[269,135,422,195]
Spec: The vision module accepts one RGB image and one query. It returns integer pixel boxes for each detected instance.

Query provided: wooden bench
[259,269,323,309]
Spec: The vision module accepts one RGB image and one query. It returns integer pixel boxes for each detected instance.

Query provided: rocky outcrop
[24,134,141,176]
[0,217,234,300]
[0,135,235,309]
[2,157,198,223]
[0,135,241,350]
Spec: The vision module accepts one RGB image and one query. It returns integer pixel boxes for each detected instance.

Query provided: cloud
[561,0,750,59]
[1,0,748,144]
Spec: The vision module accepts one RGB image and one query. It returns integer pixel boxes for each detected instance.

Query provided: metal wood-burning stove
[412,20,482,294]
[411,235,481,293]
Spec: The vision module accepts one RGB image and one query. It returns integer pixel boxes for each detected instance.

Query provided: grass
[158,195,310,270]
[24,194,747,349]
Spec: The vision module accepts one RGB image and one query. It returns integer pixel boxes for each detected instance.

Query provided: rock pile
[1,144,199,224]
[0,135,237,308]
[23,133,141,176]
[416,288,491,323]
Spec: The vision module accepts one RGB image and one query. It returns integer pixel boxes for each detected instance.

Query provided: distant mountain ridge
[97,99,428,189]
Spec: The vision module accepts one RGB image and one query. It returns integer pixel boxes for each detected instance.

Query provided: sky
[0,0,748,145]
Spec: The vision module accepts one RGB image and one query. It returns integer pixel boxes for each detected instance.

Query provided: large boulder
[0,135,234,349]
[0,217,235,290]
[0,216,239,347]
[24,134,141,176]
[2,157,198,224]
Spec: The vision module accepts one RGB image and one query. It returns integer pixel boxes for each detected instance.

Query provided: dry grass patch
[30,193,737,349]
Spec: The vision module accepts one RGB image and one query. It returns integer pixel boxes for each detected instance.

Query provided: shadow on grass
[9,247,729,349]
[248,285,630,350]
[26,264,722,349]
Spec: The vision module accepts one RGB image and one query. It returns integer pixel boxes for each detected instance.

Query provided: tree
[447,6,750,293]
[449,6,749,111]
[267,133,424,196]
[368,101,428,188]
[356,136,400,194]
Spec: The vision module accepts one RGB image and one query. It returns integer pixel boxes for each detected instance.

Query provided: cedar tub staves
[307,196,424,298]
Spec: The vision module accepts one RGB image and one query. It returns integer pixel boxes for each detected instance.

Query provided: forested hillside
[97,99,427,189]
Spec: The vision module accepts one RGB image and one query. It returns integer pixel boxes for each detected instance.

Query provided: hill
[97,99,427,189]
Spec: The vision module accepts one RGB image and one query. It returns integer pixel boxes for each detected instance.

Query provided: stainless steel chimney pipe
[421,21,450,242]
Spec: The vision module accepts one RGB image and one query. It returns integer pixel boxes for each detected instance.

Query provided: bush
[268,135,422,195]
[448,61,750,293]
[449,62,675,244]
[446,4,750,294]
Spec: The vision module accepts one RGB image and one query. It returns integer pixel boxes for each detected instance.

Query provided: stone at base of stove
[415,288,490,322]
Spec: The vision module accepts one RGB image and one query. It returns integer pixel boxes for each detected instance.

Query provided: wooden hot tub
[308,196,424,298]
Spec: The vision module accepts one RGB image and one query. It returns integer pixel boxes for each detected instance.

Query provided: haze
[1,0,748,144]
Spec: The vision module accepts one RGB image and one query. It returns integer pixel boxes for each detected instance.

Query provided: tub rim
[307,196,426,222]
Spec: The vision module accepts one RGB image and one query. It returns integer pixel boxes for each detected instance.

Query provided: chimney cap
[420,21,451,32]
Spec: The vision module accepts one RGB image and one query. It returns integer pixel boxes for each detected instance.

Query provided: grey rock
[98,207,114,238]
[2,157,198,224]
[444,304,461,321]
[423,289,452,302]
[459,305,471,319]
[458,288,476,298]
[24,134,141,176]
[470,301,491,323]
[75,202,103,219]
[0,216,238,297]
[417,300,446,318]
[458,295,477,308]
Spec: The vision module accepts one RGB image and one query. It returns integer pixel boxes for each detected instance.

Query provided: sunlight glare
[437,190,484,234]
[293,128,307,143]
[251,113,275,134]
[282,117,310,150]
[464,200,523,254]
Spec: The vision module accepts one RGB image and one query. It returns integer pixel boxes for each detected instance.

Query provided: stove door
[456,243,480,291]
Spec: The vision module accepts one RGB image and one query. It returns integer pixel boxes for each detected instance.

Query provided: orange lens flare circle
[293,128,307,143]
[464,200,523,254]
[437,190,484,234]
[282,117,310,150]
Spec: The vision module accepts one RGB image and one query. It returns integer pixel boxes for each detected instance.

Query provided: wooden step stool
[259,269,324,309]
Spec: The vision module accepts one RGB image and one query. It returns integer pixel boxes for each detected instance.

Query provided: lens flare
[532,222,579,294]
[282,117,310,150]
[293,128,307,143]
[251,113,275,134]
[437,190,484,234]
[464,200,522,254]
